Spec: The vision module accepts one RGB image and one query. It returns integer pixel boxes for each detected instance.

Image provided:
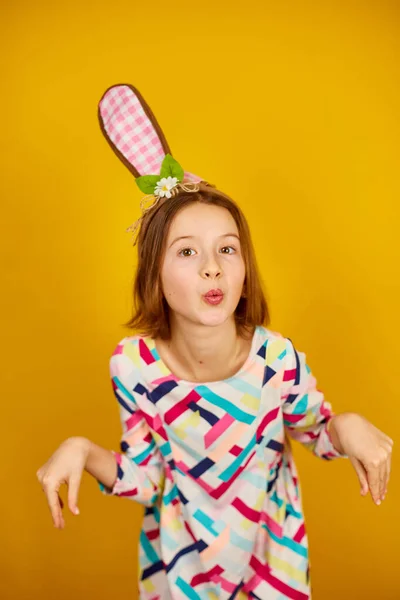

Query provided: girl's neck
[155,319,255,384]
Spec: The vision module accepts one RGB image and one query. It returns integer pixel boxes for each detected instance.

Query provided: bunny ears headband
[98,84,207,245]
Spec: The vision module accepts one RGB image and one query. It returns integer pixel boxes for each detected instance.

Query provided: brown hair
[123,183,271,340]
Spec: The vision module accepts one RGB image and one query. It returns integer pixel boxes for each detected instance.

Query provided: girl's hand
[329,413,393,505]
[36,436,91,529]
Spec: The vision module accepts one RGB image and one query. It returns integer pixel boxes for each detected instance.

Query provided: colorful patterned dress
[99,325,344,599]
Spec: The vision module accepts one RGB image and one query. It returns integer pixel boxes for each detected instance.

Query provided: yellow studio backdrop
[1,1,399,598]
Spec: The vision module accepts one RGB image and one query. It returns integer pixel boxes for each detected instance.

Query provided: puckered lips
[203,288,224,305]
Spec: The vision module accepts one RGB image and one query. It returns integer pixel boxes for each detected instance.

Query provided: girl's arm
[97,341,165,506]
[280,338,343,460]
[83,438,118,489]
[281,338,393,504]
[37,345,165,530]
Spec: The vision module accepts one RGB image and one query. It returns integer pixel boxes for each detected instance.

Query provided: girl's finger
[384,435,394,447]
[68,473,82,516]
[44,486,64,528]
[383,454,392,500]
[379,459,387,502]
[366,464,381,505]
[349,457,369,496]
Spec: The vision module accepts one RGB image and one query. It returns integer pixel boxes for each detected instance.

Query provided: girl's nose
[203,267,222,278]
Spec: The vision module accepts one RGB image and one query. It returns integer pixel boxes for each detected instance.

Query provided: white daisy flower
[154,176,179,198]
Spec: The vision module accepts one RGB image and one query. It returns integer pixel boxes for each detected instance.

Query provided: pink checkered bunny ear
[98,83,202,183]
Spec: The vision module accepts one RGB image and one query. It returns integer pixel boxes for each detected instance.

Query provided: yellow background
[1,1,399,598]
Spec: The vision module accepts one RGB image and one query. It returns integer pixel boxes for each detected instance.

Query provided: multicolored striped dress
[99,325,344,599]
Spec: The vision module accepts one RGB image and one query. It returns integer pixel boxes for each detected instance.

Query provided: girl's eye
[177,246,237,257]
[178,247,196,257]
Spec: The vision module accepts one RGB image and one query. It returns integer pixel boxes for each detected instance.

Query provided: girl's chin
[196,309,232,326]
[169,302,237,326]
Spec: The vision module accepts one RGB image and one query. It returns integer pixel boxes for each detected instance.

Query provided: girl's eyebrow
[169,233,240,248]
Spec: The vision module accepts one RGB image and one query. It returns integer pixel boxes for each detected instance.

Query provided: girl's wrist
[327,415,346,454]
[62,436,92,460]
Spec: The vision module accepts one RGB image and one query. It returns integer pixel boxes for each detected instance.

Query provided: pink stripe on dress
[204,413,235,449]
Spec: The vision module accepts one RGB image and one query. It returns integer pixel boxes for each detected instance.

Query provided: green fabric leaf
[159,154,184,181]
[135,175,160,194]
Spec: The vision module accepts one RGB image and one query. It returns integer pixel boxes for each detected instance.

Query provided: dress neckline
[143,325,263,386]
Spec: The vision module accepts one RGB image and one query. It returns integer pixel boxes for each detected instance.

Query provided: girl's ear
[98,83,202,183]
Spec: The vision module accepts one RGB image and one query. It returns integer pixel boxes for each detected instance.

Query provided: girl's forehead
[170,203,237,231]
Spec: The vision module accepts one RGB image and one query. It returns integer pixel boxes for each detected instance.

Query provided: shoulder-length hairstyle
[124,182,271,340]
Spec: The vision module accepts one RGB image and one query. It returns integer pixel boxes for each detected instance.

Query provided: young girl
[37,84,393,600]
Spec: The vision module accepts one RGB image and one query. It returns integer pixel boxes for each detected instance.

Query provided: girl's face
[160,203,246,328]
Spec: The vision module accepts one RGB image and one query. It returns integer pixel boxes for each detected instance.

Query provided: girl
[37,84,393,600]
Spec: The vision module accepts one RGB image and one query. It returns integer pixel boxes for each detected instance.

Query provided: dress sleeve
[280,338,346,460]
[98,340,165,505]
